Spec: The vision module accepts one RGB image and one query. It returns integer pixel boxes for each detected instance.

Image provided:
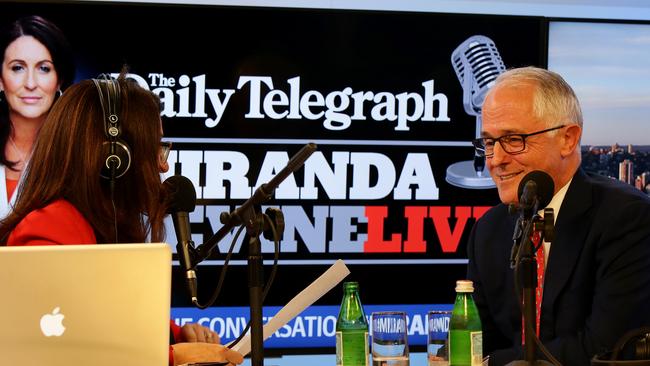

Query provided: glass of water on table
[371,311,409,366]
[427,310,451,365]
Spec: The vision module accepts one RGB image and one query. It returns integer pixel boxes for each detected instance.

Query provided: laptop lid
[0,243,171,366]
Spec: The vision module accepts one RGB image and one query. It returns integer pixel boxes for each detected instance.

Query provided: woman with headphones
[0,72,243,366]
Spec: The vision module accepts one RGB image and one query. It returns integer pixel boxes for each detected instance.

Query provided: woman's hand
[172,343,244,366]
[181,323,221,344]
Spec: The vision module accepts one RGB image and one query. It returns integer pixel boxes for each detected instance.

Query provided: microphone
[506,171,558,366]
[447,35,506,189]
[163,175,199,303]
[517,170,555,216]
[509,170,555,268]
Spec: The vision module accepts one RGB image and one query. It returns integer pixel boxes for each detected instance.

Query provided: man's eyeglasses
[159,141,172,163]
[472,125,565,158]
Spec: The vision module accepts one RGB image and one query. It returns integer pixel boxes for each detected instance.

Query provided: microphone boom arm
[193,142,317,265]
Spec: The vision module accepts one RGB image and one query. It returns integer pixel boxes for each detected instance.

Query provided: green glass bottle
[449,280,483,366]
[336,281,369,366]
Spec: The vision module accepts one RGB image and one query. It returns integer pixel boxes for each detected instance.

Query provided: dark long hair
[0,15,75,169]
[0,75,166,244]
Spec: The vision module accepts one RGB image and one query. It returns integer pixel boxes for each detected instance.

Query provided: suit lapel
[542,169,593,316]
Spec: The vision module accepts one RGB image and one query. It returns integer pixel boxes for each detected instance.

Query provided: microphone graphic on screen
[447,35,506,189]
[163,175,199,304]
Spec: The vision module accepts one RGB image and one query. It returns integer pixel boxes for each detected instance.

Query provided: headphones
[92,74,132,181]
[592,327,650,365]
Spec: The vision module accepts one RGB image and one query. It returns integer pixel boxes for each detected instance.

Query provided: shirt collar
[539,178,572,224]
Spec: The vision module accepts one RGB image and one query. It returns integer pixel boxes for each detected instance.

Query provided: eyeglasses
[159,141,172,163]
[472,125,566,158]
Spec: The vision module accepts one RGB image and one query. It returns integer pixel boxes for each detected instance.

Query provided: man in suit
[467,66,650,365]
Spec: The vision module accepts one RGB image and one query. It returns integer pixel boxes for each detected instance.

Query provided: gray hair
[492,66,583,129]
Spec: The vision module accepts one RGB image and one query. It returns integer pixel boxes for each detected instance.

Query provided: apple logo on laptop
[40,307,66,337]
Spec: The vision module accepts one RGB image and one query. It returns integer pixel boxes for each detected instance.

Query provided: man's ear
[560,124,582,157]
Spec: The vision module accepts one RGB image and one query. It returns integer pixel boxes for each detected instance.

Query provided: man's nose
[489,141,510,166]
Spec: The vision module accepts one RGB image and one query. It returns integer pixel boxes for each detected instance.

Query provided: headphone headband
[92,74,121,139]
[93,74,131,180]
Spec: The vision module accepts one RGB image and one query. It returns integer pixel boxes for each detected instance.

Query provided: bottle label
[336,330,369,366]
[470,331,483,366]
[336,331,342,366]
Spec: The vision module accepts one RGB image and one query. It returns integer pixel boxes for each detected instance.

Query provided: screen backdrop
[1,2,546,352]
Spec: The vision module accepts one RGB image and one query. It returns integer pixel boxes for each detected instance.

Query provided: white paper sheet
[229,259,350,356]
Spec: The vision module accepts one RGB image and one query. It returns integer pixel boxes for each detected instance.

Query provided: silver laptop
[0,243,172,366]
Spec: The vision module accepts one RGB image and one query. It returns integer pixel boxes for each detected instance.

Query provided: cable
[110,170,118,243]
[192,225,245,310]
[188,212,281,350]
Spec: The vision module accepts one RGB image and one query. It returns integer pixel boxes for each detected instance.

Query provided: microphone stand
[507,204,554,366]
[247,231,264,366]
[239,209,265,366]
[182,143,317,366]
[520,217,542,364]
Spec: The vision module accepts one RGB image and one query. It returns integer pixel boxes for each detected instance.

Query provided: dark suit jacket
[467,169,650,365]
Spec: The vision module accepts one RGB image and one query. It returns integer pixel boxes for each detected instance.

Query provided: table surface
[239,352,430,366]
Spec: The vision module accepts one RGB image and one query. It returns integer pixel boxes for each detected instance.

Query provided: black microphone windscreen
[517,170,555,208]
[163,175,197,213]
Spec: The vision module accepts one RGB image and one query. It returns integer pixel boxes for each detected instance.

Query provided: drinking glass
[371,311,409,366]
[427,310,451,366]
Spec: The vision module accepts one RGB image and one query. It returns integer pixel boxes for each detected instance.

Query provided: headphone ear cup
[100,140,132,180]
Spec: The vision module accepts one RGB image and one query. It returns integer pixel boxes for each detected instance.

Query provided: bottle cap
[455,280,474,293]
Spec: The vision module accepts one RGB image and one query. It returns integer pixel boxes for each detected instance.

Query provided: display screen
[1,2,546,352]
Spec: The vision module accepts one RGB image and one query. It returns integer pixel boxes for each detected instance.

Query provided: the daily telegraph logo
[112,73,484,258]
[119,73,451,132]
